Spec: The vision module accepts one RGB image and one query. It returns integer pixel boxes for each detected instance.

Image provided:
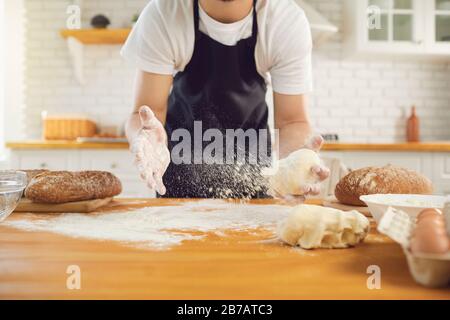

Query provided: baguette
[25,171,122,204]
[335,165,433,206]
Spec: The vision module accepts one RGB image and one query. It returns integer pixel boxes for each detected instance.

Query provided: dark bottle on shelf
[406,106,420,143]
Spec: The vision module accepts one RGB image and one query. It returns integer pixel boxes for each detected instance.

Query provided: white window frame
[425,0,450,54]
[344,0,450,58]
[360,0,425,53]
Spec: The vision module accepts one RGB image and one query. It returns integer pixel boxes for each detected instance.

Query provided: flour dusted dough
[277,205,370,249]
[269,149,322,196]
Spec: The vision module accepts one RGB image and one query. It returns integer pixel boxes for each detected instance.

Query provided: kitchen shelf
[6,141,450,152]
[6,140,129,150]
[60,28,131,44]
[60,28,132,84]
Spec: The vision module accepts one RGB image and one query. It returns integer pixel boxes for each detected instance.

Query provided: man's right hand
[130,106,170,195]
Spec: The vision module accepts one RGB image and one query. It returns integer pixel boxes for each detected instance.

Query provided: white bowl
[0,171,27,222]
[359,194,446,224]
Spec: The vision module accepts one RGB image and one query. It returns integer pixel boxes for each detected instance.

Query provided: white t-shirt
[121,0,313,95]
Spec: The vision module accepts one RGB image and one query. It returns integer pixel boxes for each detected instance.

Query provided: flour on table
[5,200,289,249]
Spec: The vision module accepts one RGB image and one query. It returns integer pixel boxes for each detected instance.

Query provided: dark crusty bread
[25,171,122,204]
[23,169,49,183]
[335,165,433,206]
[20,170,50,197]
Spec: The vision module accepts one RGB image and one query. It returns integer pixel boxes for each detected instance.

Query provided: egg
[417,208,442,221]
[414,218,446,233]
[416,215,445,226]
[410,233,449,254]
[411,214,450,254]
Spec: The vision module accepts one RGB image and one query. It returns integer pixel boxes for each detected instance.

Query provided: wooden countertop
[0,198,448,300]
[6,140,130,150]
[6,140,450,152]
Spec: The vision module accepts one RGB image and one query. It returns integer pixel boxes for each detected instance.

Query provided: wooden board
[321,195,371,216]
[14,197,113,213]
[1,198,449,299]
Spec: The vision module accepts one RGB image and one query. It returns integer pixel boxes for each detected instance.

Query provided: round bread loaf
[335,165,433,206]
[25,171,122,204]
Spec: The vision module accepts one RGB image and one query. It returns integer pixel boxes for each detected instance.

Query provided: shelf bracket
[66,36,85,85]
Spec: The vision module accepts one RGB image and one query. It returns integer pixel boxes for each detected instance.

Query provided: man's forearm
[128,70,172,145]
[278,120,312,159]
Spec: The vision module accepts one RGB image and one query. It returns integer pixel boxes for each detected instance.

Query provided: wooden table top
[0,198,449,300]
[6,140,450,152]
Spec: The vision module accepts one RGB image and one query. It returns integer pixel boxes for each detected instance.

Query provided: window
[368,0,415,42]
[435,0,450,43]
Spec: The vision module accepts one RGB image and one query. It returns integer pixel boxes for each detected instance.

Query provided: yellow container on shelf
[42,112,97,140]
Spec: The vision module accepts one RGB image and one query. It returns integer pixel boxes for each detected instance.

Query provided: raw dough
[269,149,321,196]
[277,204,370,249]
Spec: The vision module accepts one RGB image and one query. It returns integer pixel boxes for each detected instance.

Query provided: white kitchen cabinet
[7,148,450,197]
[9,149,154,198]
[431,152,450,193]
[321,150,449,195]
[11,150,78,171]
[344,0,450,58]
[426,0,450,54]
[79,150,155,198]
[79,150,138,176]
[342,151,426,172]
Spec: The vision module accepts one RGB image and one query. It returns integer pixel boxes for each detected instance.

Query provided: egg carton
[403,249,450,288]
[378,206,450,288]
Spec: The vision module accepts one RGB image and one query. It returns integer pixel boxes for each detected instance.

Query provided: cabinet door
[431,153,450,195]
[80,150,137,176]
[425,0,450,54]
[339,151,424,172]
[80,150,155,198]
[363,0,425,52]
[13,150,77,170]
[119,177,156,198]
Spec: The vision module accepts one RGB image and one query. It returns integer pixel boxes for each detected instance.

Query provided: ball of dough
[269,149,322,196]
[277,205,370,249]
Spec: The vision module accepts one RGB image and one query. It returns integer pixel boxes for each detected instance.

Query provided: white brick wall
[308,0,450,142]
[24,0,148,138]
[23,0,450,142]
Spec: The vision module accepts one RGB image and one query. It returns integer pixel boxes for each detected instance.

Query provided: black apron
[162,0,271,198]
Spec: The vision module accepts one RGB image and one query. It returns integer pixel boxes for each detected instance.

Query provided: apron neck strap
[194,0,200,36]
[251,0,258,39]
[193,0,258,40]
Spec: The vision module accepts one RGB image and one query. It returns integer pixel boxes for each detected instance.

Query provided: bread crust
[25,171,122,204]
[335,165,433,206]
[22,169,49,183]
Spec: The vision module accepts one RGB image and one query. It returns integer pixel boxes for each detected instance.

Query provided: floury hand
[305,134,331,184]
[271,135,330,204]
[130,106,170,195]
